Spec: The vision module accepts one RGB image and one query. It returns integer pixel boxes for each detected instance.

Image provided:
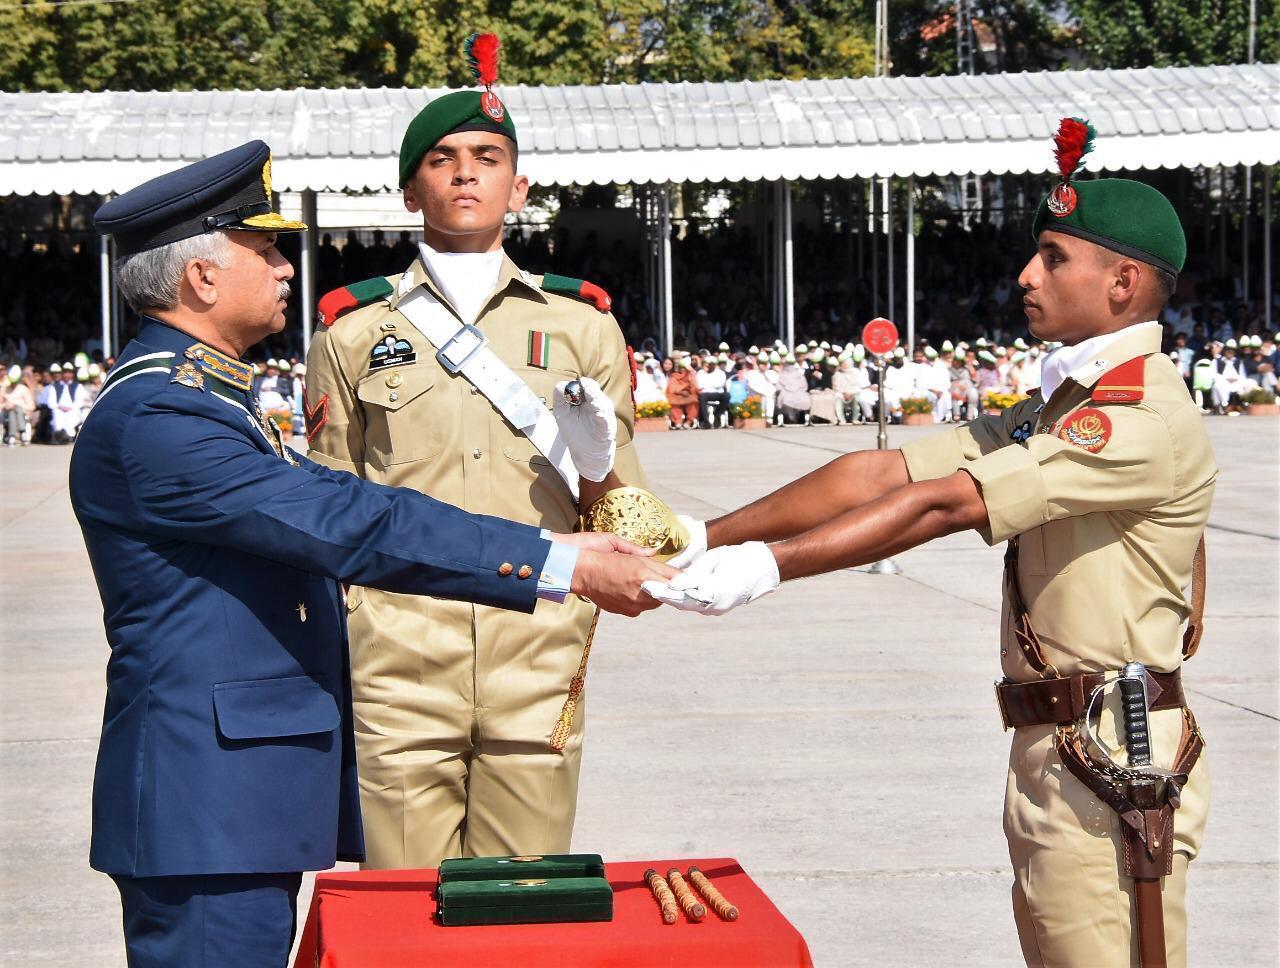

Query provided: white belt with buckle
[395,286,580,501]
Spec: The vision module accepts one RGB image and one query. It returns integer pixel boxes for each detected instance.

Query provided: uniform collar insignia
[185,343,253,391]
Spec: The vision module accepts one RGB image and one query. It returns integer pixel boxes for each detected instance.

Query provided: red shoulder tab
[317,287,357,328]
[1092,355,1146,403]
[316,277,395,328]
[579,280,612,313]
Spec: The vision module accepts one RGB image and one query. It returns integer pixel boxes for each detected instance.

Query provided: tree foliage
[1,0,1270,94]
[0,0,874,92]
[1067,0,1279,68]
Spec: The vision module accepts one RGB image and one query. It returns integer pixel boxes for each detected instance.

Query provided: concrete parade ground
[1,417,1276,966]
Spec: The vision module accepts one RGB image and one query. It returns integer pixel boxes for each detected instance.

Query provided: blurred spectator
[664,359,699,429]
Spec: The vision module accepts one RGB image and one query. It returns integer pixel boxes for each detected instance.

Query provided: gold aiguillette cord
[549,606,601,752]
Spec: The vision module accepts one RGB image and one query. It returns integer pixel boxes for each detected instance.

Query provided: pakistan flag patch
[528,330,550,369]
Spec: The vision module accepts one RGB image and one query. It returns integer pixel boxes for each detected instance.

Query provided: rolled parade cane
[688,866,740,921]
[644,868,679,925]
[549,380,691,752]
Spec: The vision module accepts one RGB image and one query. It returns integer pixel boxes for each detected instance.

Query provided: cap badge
[480,91,506,123]
[1059,407,1111,453]
[1047,182,1077,218]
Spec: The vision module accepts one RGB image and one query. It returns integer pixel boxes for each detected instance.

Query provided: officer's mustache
[276,281,292,303]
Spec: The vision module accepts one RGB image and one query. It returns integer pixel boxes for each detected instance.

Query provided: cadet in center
[304,34,646,868]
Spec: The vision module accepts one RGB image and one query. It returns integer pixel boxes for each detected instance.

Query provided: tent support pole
[871,178,880,315]
[885,176,894,326]
[99,231,111,359]
[1243,165,1251,305]
[1266,166,1273,333]
[783,179,795,351]
[301,189,318,358]
[661,184,673,356]
[907,174,916,351]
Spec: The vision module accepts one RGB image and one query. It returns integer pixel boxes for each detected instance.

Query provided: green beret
[398,91,517,188]
[1032,178,1185,274]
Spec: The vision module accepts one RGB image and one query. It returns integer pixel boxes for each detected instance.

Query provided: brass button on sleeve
[498,562,514,577]
[517,565,533,579]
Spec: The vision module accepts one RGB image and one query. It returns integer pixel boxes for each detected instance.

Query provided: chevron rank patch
[304,390,329,442]
[1059,407,1112,453]
[369,335,417,371]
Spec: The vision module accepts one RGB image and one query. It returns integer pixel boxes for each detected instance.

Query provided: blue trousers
[112,872,303,968]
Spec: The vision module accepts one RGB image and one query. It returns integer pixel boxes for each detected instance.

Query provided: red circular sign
[861,318,899,356]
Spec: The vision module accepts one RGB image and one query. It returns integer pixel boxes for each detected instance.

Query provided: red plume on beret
[466,32,501,88]
[1053,117,1096,180]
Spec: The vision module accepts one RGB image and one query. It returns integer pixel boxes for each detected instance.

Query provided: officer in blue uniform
[75,140,672,967]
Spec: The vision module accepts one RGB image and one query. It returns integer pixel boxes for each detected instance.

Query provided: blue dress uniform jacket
[70,318,552,878]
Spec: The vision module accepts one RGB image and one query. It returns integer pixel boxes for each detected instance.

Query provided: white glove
[553,376,616,483]
[668,515,707,569]
[642,542,780,616]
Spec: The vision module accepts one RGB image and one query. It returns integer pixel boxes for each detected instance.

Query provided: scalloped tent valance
[2,64,1278,196]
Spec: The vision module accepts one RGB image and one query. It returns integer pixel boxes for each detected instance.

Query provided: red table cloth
[293,857,813,967]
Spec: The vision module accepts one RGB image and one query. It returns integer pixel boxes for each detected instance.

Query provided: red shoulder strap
[1092,355,1146,403]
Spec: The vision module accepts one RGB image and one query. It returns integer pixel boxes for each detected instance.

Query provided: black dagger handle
[1118,662,1152,768]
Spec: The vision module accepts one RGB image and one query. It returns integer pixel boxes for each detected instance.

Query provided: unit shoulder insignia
[317,277,396,328]
[1059,407,1112,453]
[539,273,613,313]
[1092,355,1146,403]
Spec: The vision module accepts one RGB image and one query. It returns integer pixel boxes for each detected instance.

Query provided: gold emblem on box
[510,856,543,863]
[513,879,549,887]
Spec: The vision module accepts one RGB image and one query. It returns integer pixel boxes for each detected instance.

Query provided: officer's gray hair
[115,231,232,314]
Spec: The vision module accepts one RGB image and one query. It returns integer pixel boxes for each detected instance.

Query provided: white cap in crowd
[49,363,62,374]
[941,340,954,352]
[76,367,90,382]
[7,365,20,384]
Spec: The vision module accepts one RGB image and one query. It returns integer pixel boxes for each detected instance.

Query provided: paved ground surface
[1,417,1276,966]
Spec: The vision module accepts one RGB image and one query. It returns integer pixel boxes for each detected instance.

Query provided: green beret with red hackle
[398,32,517,188]
[1031,117,1186,274]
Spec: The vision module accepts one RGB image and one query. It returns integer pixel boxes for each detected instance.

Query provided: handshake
[548,517,778,619]
[550,376,779,619]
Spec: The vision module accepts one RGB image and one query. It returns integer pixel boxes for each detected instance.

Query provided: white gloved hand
[667,515,707,569]
[553,376,617,483]
[641,541,780,616]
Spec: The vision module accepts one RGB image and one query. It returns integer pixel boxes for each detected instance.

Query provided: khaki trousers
[348,589,592,869]
[1004,712,1208,967]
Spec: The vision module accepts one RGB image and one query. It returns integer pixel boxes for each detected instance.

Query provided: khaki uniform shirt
[901,323,1216,858]
[303,254,645,855]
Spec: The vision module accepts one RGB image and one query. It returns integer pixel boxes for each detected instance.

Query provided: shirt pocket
[357,365,444,466]
[500,365,576,467]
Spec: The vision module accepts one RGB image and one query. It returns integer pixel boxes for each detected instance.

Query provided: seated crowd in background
[3,325,1277,448]
[634,328,1280,430]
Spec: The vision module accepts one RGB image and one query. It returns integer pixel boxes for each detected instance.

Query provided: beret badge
[1047,117,1096,218]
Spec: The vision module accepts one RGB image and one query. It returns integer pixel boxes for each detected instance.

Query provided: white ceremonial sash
[395,285,581,502]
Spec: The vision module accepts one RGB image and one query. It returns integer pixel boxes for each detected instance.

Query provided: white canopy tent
[2,64,1277,355]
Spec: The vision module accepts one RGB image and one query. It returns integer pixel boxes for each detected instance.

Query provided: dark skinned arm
[770,469,990,581]
[705,449,912,549]
[578,470,625,513]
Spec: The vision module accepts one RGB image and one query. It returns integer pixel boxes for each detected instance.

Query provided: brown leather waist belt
[996,669,1185,729]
